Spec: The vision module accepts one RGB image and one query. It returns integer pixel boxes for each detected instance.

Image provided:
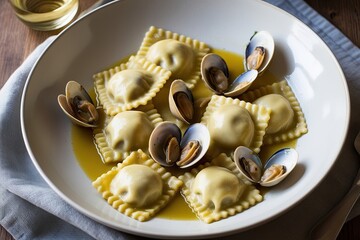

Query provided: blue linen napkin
[1,0,359,239]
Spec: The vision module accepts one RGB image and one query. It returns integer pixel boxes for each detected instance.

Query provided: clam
[225,69,258,97]
[169,79,194,124]
[200,31,274,97]
[58,81,99,128]
[244,31,275,75]
[201,53,258,97]
[234,146,298,187]
[200,53,229,95]
[148,122,210,168]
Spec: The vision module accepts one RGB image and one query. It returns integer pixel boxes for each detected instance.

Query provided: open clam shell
[244,31,275,75]
[201,53,259,97]
[169,79,194,124]
[58,95,96,128]
[224,69,258,97]
[200,53,230,94]
[234,146,298,187]
[234,146,263,183]
[178,123,210,168]
[148,122,210,168]
[58,81,98,128]
[148,121,182,167]
[261,148,298,187]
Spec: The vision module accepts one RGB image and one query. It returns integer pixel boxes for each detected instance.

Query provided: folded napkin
[1,0,359,239]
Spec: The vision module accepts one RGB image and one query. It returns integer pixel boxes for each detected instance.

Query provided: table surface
[0,0,359,239]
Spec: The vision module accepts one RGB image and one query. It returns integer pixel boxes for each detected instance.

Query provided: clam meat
[164,136,181,165]
[239,157,262,182]
[234,146,297,187]
[149,122,210,168]
[246,46,265,71]
[58,81,99,128]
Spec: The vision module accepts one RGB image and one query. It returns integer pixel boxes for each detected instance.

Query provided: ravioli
[146,39,195,79]
[191,166,245,212]
[110,164,163,208]
[106,69,151,104]
[253,94,294,134]
[93,149,183,222]
[201,95,271,155]
[207,104,255,149]
[137,26,210,89]
[240,80,308,144]
[179,154,262,223]
[94,55,171,116]
[93,103,163,163]
[105,111,153,151]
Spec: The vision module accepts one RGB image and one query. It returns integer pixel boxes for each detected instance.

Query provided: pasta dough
[179,153,263,223]
[207,104,254,149]
[110,164,163,208]
[106,111,154,152]
[137,26,210,89]
[94,55,171,116]
[191,166,245,212]
[253,94,294,134]
[146,39,194,79]
[201,95,271,154]
[106,69,151,104]
[240,80,308,144]
[93,104,163,163]
[92,149,183,222]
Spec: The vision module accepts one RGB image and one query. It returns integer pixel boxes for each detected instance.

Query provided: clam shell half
[234,146,263,183]
[261,148,298,187]
[169,79,194,124]
[148,121,182,167]
[245,31,275,75]
[200,53,230,94]
[178,123,210,168]
[224,69,258,97]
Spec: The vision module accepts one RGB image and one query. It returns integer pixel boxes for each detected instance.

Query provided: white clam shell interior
[200,53,230,95]
[179,123,210,168]
[260,148,298,187]
[224,69,259,97]
[234,146,263,183]
[148,121,182,167]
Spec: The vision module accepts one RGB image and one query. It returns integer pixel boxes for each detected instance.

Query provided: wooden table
[0,0,359,239]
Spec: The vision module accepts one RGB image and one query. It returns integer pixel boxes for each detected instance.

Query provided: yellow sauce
[72,49,296,221]
[72,125,115,180]
[157,193,196,220]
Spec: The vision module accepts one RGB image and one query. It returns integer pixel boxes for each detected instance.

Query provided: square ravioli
[200,95,271,155]
[92,149,183,222]
[240,80,308,145]
[93,103,163,163]
[179,154,263,224]
[94,55,171,116]
[137,26,210,89]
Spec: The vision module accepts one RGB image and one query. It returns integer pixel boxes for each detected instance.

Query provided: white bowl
[21,0,349,238]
